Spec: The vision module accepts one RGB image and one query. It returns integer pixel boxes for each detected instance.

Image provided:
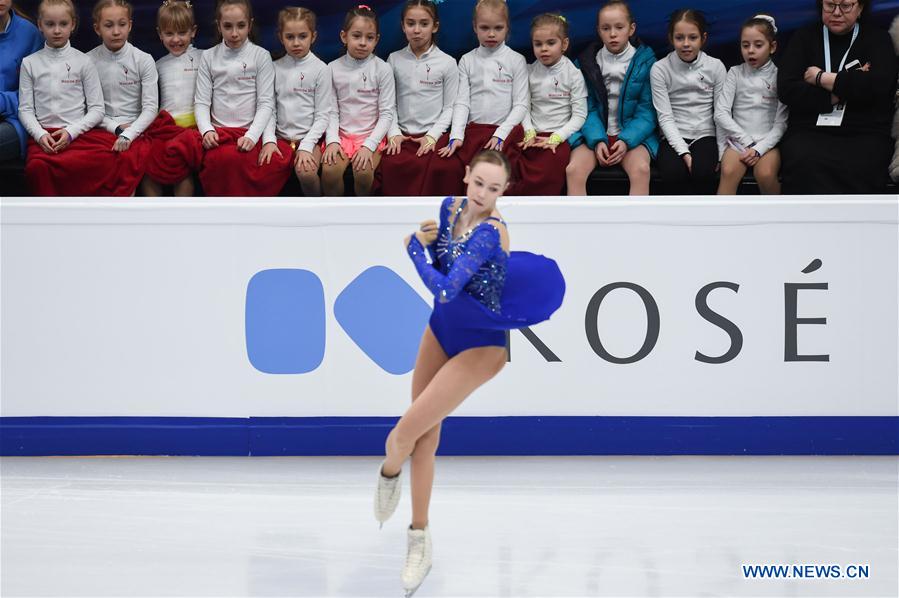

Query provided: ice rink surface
[2,456,897,598]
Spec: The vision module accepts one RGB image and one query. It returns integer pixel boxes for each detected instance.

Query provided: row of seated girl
[16,0,789,197]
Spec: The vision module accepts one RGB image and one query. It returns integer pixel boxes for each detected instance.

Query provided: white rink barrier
[1,196,897,455]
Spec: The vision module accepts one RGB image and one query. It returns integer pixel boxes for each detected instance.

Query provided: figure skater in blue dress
[375,149,565,596]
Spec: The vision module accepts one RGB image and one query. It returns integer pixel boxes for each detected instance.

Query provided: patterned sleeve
[407,222,500,303]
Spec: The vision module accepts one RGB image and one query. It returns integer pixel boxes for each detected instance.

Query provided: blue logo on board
[245,267,430,375]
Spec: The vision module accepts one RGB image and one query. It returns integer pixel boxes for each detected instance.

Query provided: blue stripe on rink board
[1,416,897,456]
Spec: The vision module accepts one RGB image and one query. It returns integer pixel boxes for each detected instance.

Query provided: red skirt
[429,123,525,196]
[509,134,571,196]
[25,128,128,196]
[199,127,293,197]
[376,132,449,196]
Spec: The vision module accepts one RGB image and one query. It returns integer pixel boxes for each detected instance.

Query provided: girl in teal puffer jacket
[566,0,659,196]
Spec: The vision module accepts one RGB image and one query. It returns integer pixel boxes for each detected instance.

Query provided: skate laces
[407,532,426,565]
[379,475,399,497]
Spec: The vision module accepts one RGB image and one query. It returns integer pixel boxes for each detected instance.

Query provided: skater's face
[340,16,379,60]
[740,25,775,68]
[217,5,251,49]
[670,19,706,63]
[402,6,437,55]
[531,25,568,67]
[158,25,196,57]
[39,4,76,48]
[94,5,131,53]
[474,7,508,48]
[464,162,509,211]
[280,18,315,60]
[597,6,635,55]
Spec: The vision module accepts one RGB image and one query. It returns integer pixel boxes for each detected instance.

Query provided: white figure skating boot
[402,525,432,597]
[374,460,401,528]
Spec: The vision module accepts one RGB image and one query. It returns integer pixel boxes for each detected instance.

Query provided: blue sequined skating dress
[406,196,566,357]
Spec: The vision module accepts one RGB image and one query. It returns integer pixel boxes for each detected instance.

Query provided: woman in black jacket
[777,0,897,194]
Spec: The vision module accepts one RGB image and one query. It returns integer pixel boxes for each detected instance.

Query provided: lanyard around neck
[823,22,859,73]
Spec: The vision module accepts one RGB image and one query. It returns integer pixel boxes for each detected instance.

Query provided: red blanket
[142,111,192,184]
[199,127,293,197]
[25,128,128,196]
[376,132,450,196]
[145,127,204,185]
[428,123,524,196]
[510,137,571,196]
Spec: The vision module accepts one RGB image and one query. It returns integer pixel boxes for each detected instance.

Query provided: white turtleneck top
[597,42,636,136]
[17,42,105,141]
[522,55,587,141]
[156,46,203,127]
[262,52,332,152]
[87,42,158,140]
[450,42,529,141]
[650,50,726,156]
[714,60,788,157]
[326,53,396,152]
[194,40,275,144]
[387,43,458,140]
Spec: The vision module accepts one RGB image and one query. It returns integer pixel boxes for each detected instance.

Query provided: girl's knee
[296,168,320,186]
[354,164,374,181]
[625,157,650,178]
[565,159,589,177]
[721,161,743,180]
[754,163,779,184]
[321,170,340,184]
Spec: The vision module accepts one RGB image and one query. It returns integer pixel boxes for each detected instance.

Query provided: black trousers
[657,136,719,196]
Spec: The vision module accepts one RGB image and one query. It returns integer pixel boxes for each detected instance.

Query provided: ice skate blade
[403,565,431,597]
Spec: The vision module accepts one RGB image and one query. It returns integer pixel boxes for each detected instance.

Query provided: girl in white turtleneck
[258,7,331,197]
[322,5,395,197]
[18,0,118,196]
[143,0,203,197]
[715,15,788,195]
[88,0,157,153]
[435,0,528,196]
[88,0,160,196]
[379,0,458,196]
[515,12,587,196]
[650,9,726,196]
[192,0,282,196]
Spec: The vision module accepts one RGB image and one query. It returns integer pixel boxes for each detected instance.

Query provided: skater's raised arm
[406,223,501,303]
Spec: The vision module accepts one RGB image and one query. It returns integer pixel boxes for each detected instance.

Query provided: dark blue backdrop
[16,1,899,69]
